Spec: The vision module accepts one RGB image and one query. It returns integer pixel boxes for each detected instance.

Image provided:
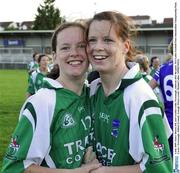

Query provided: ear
[123,39,130,54]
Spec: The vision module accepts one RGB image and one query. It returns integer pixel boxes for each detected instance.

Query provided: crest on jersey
[153,136,164,152]
[5,136,20,160]
[62,113,76,128]
[111,119,120,138]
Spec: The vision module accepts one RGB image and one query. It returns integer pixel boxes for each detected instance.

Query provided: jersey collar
[43,78,63,89]
[115,63,141,90]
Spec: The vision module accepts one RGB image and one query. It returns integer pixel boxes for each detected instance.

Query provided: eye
[104,38,113,43]
[60,46,70,51]
[88,38,96,44]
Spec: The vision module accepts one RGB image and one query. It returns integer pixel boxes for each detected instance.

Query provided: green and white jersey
[142,72,164,109]
[28,61,39,72]
[150,67,156,77]
[142,72,153,83]
[90,64,172,173]
[2,78,92,173]
[27,68,50,95]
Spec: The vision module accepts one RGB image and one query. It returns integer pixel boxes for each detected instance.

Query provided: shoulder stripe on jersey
[24,102,37,129]
[31,71,38,84]
[139,107,162,129]
[138,100,162,126]
[23,109,35,132]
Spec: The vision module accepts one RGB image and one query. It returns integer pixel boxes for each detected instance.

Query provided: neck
[57,75,85,96]
[100,65,128,96]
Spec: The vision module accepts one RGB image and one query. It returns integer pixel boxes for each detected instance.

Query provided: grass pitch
[0,70,28,168]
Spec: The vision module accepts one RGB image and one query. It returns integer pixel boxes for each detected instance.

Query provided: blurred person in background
[135,54,163,103]
[27,52,39,75]
[149,40,173,156]
[135,54,151,82]
[150,56,160,77]
[47,54,55,71]
[26,54,50,97]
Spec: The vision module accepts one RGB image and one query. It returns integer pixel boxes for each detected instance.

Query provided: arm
[27,75,35,97]
[26,92,33,98]
[1,94,53,173]
[24,163,101,173]
[125,85,172,173]
[139,101,172,172]
[149,78,158,89]
[1,113,36,173]
[90,164,141,173]
[149,66,160,90]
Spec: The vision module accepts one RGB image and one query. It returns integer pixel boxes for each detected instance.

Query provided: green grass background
[0,70,28,169]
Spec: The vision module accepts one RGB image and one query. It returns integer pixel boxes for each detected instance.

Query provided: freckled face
[55,26,89,78]
[87,20,129,74]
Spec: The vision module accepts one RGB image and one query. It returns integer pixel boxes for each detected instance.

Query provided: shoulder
[30,88,56,105]
[156,61,173,79]
[123,78,161,127]
[31,70,38,79]
[144,74,153,82]
[124,78,158,104]
[25,88,56,119]
[160,60,173,71]
[18,89,56,134]
[29,61,34,66]
[22,88,56,118]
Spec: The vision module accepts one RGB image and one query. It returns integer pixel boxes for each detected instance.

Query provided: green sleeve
[27,75,35,95]
[141,113,172,173]
[1,116,33,173]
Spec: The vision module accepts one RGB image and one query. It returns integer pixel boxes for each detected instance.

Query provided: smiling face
[87,20,129,74]
[54,26,88,79]
[39,55,49,69]
[152,58,160,69]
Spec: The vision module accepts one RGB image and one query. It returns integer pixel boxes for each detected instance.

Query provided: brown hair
[86,11,138,62]
[51,22,87,52]
[48,22,87,79]
[47,64,59,79]
[37,54,48,63]
[135,54,150,73]
[150,56,159,67]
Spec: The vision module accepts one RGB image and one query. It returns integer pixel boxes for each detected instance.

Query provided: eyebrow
[61,41,86,45]
[60,43,70,46]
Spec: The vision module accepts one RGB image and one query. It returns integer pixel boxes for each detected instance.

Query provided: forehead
[57,26,84,44]
[40,56,49,61]
[153,58,160,62]
[88,20,116,37]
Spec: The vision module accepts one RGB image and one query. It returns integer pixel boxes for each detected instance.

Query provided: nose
[92,40,104,51]
[70,46,78,57]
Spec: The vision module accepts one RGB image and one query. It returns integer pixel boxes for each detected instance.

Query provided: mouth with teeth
[68,60,83,65]
[93,55,108,60]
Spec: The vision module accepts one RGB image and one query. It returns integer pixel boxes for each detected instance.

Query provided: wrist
[73,167,81,173]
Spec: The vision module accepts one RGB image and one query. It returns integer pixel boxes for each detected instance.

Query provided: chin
[70,71,85,77]
[92,65,106,72]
